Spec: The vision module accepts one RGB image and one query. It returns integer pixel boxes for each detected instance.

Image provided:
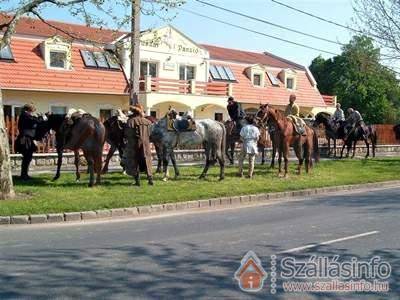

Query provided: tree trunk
[0,89,15,200]
[129,0,141,105]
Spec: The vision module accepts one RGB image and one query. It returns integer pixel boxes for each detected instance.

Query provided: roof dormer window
[246,64,266,87]
[253,74,262,86]
[42,36,72,70]
[49,50,67,69]
[0,45,14,61]
[279,68,297,90]
[286,77,294,89]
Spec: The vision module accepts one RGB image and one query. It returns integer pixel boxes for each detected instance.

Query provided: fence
[4,117,399,154]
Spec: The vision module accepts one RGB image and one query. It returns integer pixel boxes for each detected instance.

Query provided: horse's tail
[313,128,320,163]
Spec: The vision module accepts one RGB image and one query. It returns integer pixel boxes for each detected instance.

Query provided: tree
[0,0,184,198]
[310,36,400,124]
[353,0,400,60]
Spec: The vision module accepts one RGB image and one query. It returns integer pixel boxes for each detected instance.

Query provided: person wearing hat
[284,94,305,135]
[227,96,245,133]
[238,115,260,179]
[123,104,154,186]
[15,103,40,180]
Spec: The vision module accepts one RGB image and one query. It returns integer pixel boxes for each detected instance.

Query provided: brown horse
[37,113,105,187]
[256,104,319,177]
[225,120,240,165]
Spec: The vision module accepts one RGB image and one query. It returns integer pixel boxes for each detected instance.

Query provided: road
[0,187,399,299]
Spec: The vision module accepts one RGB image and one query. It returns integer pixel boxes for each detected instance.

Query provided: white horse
[151,116,226,181]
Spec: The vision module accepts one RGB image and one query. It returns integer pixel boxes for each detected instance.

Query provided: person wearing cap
[238,115,260,179]
[345,108,367,140]
[227,96,245,133]
[15,103,40,180]
[123,104,154,186]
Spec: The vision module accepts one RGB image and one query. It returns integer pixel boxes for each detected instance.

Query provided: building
[1,16,335,121]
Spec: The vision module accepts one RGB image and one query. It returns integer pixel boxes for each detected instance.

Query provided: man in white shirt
[332,103,345,122]
[238,115,260,179]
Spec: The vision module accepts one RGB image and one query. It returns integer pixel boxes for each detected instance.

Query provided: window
[51,106,67,115]
[209,65,236,81]
[0,45,14,60]
[286,78,294,89]
[214,113,223,122]
[93,52,109,68]
[49,51,67,69]
[150,111,157,118]
[140,61,157,77]
[267,71,280,86]
[253,74,262,86]
[80,50,120,70]
[99,109,113,120]
[179,65,195,80]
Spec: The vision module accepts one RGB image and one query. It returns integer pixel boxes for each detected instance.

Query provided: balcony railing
[139,76,231,97]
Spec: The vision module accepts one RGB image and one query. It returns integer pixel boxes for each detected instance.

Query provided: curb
[1,180,399,226]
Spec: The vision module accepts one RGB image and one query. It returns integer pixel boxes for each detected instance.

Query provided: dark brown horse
[37,113,105,187]
[225,120,240,165]
[256,104,319,177]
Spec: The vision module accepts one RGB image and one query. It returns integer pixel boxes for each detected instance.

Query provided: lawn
[1,157,400,216]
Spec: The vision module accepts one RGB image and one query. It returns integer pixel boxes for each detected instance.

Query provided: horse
[343,123,377,159]
[102,115,167,174]
[256,104,319,178]
[151,116,226,181]
[393,124,400,140]
[37,113,105,187]
[313,112,349,157]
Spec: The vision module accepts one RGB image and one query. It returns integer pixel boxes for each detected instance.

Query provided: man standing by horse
[15,103,41,180]
[227,96,245,133]
[238,115,260,179]
[123,104,154,186]
[284,94,305,135]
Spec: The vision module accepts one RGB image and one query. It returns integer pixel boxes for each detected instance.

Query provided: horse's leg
[260,146,265,165]
[230,142,235,165]
[162,146,170,181]
[170,150,180,178]
[333,138,337,158]
[94,150,102,185]
[372,135,376,157]
[365,138,370,158]
[155,145,162,173]
[327,138,331,156]
[351,140,357,158]
[85,152,95,187]
[53,146,63,181]
[74,150,80,182]
[294,143,303,175]
[277,143,283,176]
[270,137,276,169]
[200,144,211,179]
[102,144,116,174]
[283,142,290,178]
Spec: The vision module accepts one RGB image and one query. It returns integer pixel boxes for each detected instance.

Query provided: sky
[2,0,357,67]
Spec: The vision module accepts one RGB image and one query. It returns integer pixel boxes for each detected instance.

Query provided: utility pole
[129,0,141,105]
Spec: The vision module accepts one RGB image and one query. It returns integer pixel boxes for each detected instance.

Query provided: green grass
[1,157,400,216]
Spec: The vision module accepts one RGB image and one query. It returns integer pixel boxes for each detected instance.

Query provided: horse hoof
[162,177,168,182]
[76,179,80,183]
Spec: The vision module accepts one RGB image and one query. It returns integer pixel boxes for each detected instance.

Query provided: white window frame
[140,60,158,78]
[286,77,296,90]
[49,103,69,115]
[252,73,263,87]
[3,101,23,118]
[97,104,116,119]
[179,64,196,81]
[49,50,68,70]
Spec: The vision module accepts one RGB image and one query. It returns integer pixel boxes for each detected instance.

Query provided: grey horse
[151,116,226,181]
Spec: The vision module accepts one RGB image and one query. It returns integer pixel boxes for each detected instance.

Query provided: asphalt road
[0,187,399,299]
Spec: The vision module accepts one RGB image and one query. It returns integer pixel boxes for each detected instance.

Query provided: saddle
[171,118,196,132]
[287,116,306,136]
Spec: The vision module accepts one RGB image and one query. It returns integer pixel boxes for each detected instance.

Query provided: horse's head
[394,124,400,140]
[314,112,331,127]
[255,104,269,126]
[166,108,178,120]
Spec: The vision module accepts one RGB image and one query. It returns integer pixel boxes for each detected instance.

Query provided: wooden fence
[4,117,399,154]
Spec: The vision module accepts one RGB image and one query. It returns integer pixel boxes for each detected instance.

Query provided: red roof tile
[0,38,128,94]
[202,44,305,70]
[0,14,125,43]
[322,95,336,106]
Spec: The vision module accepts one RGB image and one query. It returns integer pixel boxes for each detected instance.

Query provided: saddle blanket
[287,115,306,135]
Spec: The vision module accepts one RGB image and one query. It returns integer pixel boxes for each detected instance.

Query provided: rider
[227,96,245,133]
[238,115,260,179]
[284,94,305,135]
[332,103,345,123]
[15,103,41,180]
[123,104,153,186]
[345,108,367,141]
